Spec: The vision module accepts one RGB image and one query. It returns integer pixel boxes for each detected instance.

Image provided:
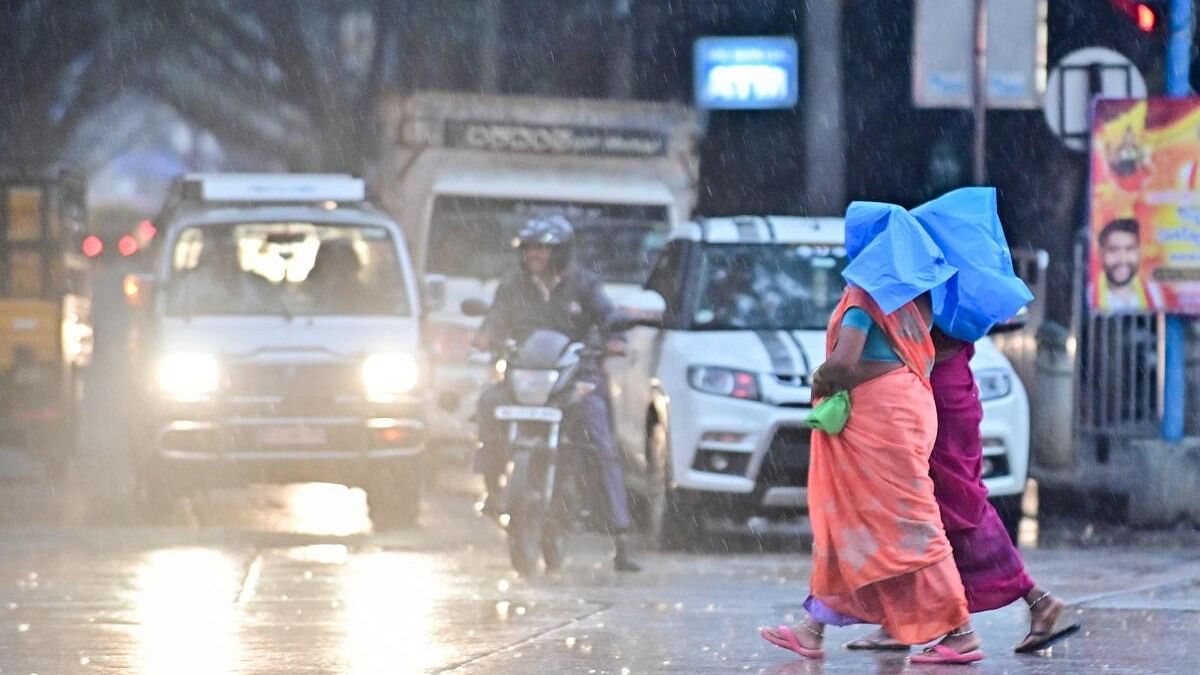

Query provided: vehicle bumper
[144,409,425,486]
[668,385,1032,514]
[668,390,812,513]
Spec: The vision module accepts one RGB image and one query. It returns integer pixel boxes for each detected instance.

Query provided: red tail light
[118,235,139,257]
[136,219,157,244]
[82,235,103,258]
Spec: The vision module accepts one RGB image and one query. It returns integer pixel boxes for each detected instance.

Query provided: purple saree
[929,344,1034,612]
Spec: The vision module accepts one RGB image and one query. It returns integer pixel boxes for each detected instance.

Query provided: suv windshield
[428,196,668,284]
[164,222,410,317]
[692,243,847,330]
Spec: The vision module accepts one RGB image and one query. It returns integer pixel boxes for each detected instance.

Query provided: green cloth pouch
[806,390,851,434]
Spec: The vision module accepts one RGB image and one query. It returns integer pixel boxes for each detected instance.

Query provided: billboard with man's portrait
[1089,97,1200,314]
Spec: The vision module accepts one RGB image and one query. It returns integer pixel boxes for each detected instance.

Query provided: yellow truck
[0,174,93,478]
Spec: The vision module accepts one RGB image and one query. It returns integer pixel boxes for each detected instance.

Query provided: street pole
[479,0,502,93]
[971,0,988,185]
[1163,0,1192,442]
[803,0,845,213]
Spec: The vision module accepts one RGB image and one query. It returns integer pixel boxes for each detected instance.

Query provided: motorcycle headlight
[688,366,760,401]
[157,353,220,402]
[510,369,560,405]
[362,353,420,403]
[975,368,1013,402]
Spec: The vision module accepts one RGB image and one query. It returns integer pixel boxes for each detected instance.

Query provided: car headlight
[362,353,420,403]
[688,366,760,401]
[975,368,1013,401]
[509,369,560,405]
[157,353,220,402]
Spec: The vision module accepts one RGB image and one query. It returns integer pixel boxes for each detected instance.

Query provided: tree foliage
[1,0,400,172]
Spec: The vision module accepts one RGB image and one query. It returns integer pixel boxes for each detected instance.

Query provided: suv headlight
[975,368,1013,401]
[157,353,220,402]
[688,366,760,401]
[362,353,420,403]
[509,369,560,405]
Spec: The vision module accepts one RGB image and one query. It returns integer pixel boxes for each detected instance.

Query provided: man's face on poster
[1101,230,1140,288]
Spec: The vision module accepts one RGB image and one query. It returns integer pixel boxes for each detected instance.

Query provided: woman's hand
[811,367,834,400]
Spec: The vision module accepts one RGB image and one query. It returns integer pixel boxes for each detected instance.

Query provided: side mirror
[610,289,666,331]
[460,298,490,317]
[989,306,1029,335]
[423,273,447,313]
[123,273,156,309]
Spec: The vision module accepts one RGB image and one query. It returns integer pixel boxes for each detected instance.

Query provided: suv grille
[758,426,812,488]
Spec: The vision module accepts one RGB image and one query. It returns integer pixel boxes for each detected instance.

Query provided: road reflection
[132,548,241,674]
[341,552,447,674]
[126,482,451,674]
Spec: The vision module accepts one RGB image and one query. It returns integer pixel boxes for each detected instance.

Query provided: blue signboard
[694,36,799,110]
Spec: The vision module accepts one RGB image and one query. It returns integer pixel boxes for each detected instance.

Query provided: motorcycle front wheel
[505,450,548,576]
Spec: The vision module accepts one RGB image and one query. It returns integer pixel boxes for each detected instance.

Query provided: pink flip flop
[759,625,826,659]
[909,644,985,665]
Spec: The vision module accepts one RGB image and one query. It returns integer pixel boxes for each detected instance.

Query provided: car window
[164,222,410,317]
[692,243,847,330]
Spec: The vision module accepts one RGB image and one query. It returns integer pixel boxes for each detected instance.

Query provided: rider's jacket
[480,268,618,351]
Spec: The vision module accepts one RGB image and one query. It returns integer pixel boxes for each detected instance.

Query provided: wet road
[1,453,1200,675]
[0,268,1194,674]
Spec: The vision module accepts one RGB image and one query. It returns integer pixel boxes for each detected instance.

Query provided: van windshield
[164,222,410,317]
[692,243,848,331]
[428,196,669,284]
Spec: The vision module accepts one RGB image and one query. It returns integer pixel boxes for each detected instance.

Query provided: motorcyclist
[472,214,641,573]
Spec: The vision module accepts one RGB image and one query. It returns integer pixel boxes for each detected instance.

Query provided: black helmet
[514,214,574,270]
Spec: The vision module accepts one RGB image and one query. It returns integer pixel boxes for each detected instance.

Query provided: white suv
[608,216,1030,546]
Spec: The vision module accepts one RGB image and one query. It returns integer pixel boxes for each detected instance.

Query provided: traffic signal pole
[1163,0,1192,442]
[971,0,988,184]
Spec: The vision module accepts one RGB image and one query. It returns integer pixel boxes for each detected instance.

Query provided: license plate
[495,406,562,423]
[255,426,328,447]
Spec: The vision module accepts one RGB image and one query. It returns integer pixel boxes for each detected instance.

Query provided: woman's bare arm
[811,323,902,398]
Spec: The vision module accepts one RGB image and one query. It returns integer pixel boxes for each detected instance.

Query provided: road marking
[236,554,264,604]
[439,600,611,673]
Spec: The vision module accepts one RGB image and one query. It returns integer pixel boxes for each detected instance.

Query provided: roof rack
[175,173,366,204]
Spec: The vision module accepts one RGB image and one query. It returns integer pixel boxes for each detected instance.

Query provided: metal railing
[1071,241,1163,438]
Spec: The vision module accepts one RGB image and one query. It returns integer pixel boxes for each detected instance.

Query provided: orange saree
[805,287,968,644]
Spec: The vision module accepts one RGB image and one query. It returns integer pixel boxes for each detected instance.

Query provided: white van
[608,217,1030,545]
[127,174,426,527]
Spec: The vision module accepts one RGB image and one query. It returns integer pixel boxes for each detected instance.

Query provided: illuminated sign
[694,36,799,110]
[444,121,667,157]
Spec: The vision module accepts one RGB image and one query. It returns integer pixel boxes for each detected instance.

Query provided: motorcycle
[462,299,614,576]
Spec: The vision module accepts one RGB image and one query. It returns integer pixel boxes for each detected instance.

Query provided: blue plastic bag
[842,201,958,314]
[910,188,1033,342]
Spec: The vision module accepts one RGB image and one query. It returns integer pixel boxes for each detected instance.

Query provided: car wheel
[991,494,1024,545]
[366,462,422,530]
[641,418,701,550]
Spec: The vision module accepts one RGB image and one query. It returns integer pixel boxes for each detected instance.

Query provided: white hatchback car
[608,216,1030,546]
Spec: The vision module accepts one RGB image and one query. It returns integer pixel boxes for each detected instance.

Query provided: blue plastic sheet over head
[911,187,1033,342]
[842,201,958,315]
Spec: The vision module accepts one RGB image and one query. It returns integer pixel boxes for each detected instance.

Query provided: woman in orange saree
[760,285,981,665]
